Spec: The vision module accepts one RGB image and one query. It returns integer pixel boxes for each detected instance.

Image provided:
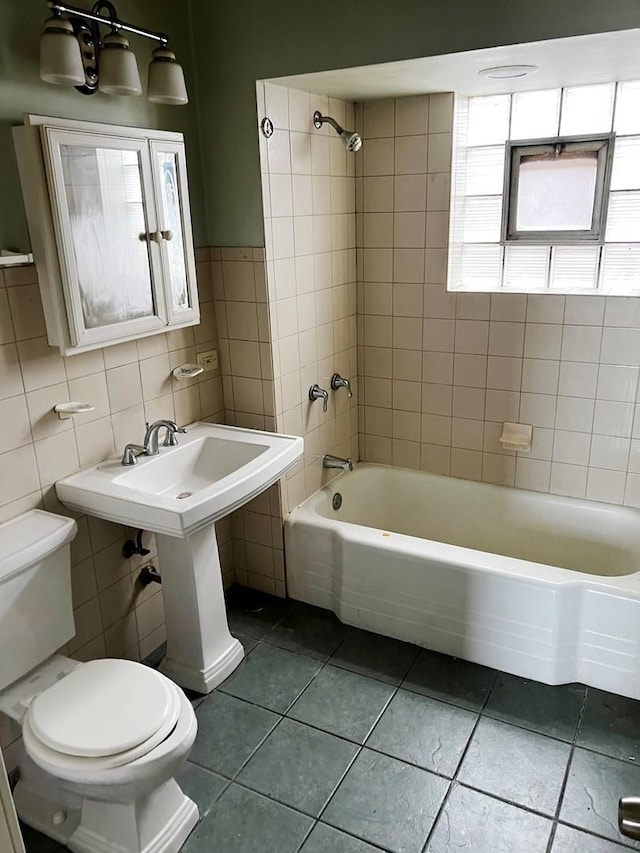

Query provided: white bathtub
[284,463,640,700]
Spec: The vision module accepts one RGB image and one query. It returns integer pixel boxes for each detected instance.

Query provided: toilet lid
[28,659,175,758]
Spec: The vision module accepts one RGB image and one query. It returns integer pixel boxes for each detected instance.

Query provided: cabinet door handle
[161,230,174,241]
[149,230,163,243]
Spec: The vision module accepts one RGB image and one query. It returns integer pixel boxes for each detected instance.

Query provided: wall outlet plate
[197,349,218,372]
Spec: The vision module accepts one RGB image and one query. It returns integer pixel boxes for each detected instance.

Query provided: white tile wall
[258,82,359,522]
[357,92,640,508]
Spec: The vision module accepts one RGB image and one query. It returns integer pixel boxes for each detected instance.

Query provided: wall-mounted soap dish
[172,363,204,381]
[54,402,95,420]
[499,422,532,452]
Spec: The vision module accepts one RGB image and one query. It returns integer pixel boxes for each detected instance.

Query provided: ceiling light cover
[478,65,539,80]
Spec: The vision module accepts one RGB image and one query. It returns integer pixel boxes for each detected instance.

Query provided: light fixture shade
[98,32,142,96]
[147,47,188,105]
[40,17,85,86]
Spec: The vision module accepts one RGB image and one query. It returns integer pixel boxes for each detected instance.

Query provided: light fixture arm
[48,0,168,46]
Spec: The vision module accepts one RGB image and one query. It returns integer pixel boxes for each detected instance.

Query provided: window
[503,135,614,243]
[449,82,640,294]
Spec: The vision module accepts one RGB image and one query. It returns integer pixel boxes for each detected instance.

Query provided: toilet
[0,509,199,853]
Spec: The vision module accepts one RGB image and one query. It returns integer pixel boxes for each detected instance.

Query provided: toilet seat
[23,659,183,771]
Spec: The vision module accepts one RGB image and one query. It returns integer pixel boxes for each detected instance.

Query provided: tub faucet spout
[323,454,353,472]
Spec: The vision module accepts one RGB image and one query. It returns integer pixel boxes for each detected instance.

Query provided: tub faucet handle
[309,384,329,413]
[331,373,353,398]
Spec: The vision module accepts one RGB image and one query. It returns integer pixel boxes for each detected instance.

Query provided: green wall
[0,0,205,253]
[189,0,640,248]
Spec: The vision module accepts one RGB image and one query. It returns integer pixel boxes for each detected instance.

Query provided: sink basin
[57,422,303,537]
[55,422,303,694]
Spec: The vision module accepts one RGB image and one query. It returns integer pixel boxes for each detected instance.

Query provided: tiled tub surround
[20,592,640,853]
[356,93,640,509]
[0,251,228,769]
[257,82,359,516]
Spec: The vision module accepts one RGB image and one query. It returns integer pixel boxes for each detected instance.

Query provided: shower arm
[313,111,344,134]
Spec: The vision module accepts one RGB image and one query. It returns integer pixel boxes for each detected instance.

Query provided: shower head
[313,110,362,152]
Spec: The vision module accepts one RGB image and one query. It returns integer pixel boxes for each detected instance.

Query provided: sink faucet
[323,453,353,472]
[144,420,187,455]
[121,420,187,466]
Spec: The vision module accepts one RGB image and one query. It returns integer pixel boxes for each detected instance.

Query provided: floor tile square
[190,692,279,777]
[226,587,290,640]
[484,674,585,741]
[300,822,385,852]
[458,717,571,815]
[218,643,321,713]
[426,784,552,853]
[577,688,640,762]
[288,665,395,743]
[176,763,228,819]
[552,824,633,852]
[182,783,313,853]
[322,749,448,853]
[237,718,358,816]
[265,602,351,660]
[403,649,496,711]
[366,688,477,776]
[560,748,640,848]
[329,628,419,685]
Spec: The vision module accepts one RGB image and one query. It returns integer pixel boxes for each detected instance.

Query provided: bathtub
[284,463,640,700]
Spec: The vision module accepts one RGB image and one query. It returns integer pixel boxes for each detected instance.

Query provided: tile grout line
[419,669,500,852]
[544,686,590,853]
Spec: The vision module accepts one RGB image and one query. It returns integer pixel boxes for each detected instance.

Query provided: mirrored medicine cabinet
[13,115,199,356]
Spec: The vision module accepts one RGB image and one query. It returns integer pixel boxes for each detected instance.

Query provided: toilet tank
[0,510,77,692]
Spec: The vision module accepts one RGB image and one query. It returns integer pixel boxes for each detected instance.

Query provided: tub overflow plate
[332,492,342,510]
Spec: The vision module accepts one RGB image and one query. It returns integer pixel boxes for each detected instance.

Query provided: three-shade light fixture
[40,0,188,105]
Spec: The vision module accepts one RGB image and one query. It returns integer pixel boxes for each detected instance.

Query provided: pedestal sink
[56,422,303,693]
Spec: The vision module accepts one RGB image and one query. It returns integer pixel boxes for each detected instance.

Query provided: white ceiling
[268,29,640,101]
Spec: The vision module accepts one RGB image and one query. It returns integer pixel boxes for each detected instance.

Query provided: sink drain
[176,492,192,500]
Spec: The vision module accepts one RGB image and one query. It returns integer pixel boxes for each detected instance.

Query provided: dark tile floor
[20,589,640,852]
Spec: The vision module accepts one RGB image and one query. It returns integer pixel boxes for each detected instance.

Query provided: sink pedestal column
[155,524,244,693]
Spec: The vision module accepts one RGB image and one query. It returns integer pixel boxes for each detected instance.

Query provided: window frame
[501,132,616,245]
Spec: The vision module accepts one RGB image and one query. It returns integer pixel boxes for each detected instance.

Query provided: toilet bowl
[0,510,199,853]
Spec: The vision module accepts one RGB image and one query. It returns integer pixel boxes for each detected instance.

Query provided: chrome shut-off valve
[331,373,352,398]
[309,384,329,412]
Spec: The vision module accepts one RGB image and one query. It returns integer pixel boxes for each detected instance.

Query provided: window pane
[516,153,598,231]
[559,84,615,135]
[614,81,640,135]
[510,89,561,140]
[550,246,600,290]
[61,144,154,329]
[504,245,549,289]
[610,137,640,191]
[465,146,505,195]
[463,196,502,242]
[600,244,640,291]
[605,192,640,242]
[461,244,503,290]
[467,95,511,146]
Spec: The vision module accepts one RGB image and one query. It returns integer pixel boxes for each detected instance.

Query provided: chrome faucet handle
[121,444,146,466]
[309,384,329,413]
[163,425,187,447]
[331,373,353,398]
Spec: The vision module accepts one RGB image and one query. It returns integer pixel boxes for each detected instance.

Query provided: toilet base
[15,769,198,853]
